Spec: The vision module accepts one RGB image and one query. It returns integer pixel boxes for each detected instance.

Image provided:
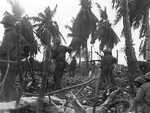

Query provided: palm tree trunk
[79,47,81,66]
[91,46,93,61]
[145,9,150,61]
[15,23,24,108]
[36,34,51,113]
[85,40,89,69]
[123,0,142,96]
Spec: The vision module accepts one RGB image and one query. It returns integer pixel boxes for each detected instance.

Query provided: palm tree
[139,39,146,59]
[21,15,39,56]
[66,24,82,64]
[112,0,143,97]
[91,3,120,51]
[31,5,66,46]
[128,0,150,60]
[113,0,150,60]
[71,0,98,67]
[31,6,64,113]
[6,0,39,107]
[0,0,39,102]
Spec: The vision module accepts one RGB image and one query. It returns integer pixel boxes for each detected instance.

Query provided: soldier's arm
[133,86,145,113]
[134,86,145,104]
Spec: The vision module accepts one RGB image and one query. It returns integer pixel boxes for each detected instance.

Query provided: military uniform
[134,76,146,89]
[51,38,72,90]
[134,72,150,113]
[100,49,117,87]
[69,56,77,77]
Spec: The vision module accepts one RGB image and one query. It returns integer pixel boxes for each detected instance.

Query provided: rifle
[94,51,102,58]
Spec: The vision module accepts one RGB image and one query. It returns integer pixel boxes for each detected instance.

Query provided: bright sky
[0,0,144,65]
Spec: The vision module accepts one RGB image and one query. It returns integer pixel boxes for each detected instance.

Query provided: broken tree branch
[23,77,97,96]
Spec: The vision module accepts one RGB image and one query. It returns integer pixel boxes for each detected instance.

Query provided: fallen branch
[101,88,120,106]
[67,92,86,113]
[0,59,17,63]
[23,77,97,96]
[85,88,121,113]
[75,85,86,96]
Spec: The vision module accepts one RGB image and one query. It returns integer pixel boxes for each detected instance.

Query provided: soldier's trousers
[53,61,65,90]
[99,68,115,88]
[54,70,63,90]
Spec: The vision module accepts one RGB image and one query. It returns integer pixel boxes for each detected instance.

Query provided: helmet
[0,13,18,26]
[103,49,111,55]
[134,76,145,84]
[53,38,61,44]
[144,72,150,80]
[103,49,110,52]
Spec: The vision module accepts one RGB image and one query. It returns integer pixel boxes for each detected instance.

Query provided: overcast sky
[0,0,144,65]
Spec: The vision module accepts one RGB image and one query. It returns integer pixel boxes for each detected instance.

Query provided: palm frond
[51,5,57,17]
[67,33,74,38]
[69,37,82,53]
[31,6,63,46]
[30,17,43,22]
[112,0,124,10]
[65,25,73,32]
[113,0,150,39]
[92,19,120,51]
[80,0,89,7]
[96,3,108,20]
[7,0,24,19]
[21,15,39,55]
[139,39,146,59]
[38,12,46,20]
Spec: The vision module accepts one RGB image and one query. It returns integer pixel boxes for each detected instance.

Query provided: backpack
[101,55,117,71]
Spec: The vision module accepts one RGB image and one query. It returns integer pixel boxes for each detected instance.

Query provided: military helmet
[134,76,145,84]
[53,38,61,44]
[0,13,18,26]
[144,72,150,80]
[103,49,111,55]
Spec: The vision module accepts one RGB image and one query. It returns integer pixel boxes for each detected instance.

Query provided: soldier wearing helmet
[133,72,150,113]
[51,38,72,90]
[69,56,77,77]
[134,76,146,88]
[99,49,117,88]
[103,49,112,55]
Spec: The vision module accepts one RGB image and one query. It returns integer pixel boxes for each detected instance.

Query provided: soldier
[51,38,72,90]
[100,49,118,87]
[133,72,150,113]
[69,56,77,77]
[134,76,146,89]
[131,76,145,112]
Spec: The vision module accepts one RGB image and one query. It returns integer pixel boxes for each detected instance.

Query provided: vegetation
[0,0,150,113]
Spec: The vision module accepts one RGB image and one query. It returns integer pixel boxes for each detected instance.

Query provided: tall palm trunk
[15,22,24,108]
[123,0,142,96]
[85,40,89,69]
[91,46,93,61]
[145,8,150,61]
[79,47,81,66]
[36,32,51,113]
